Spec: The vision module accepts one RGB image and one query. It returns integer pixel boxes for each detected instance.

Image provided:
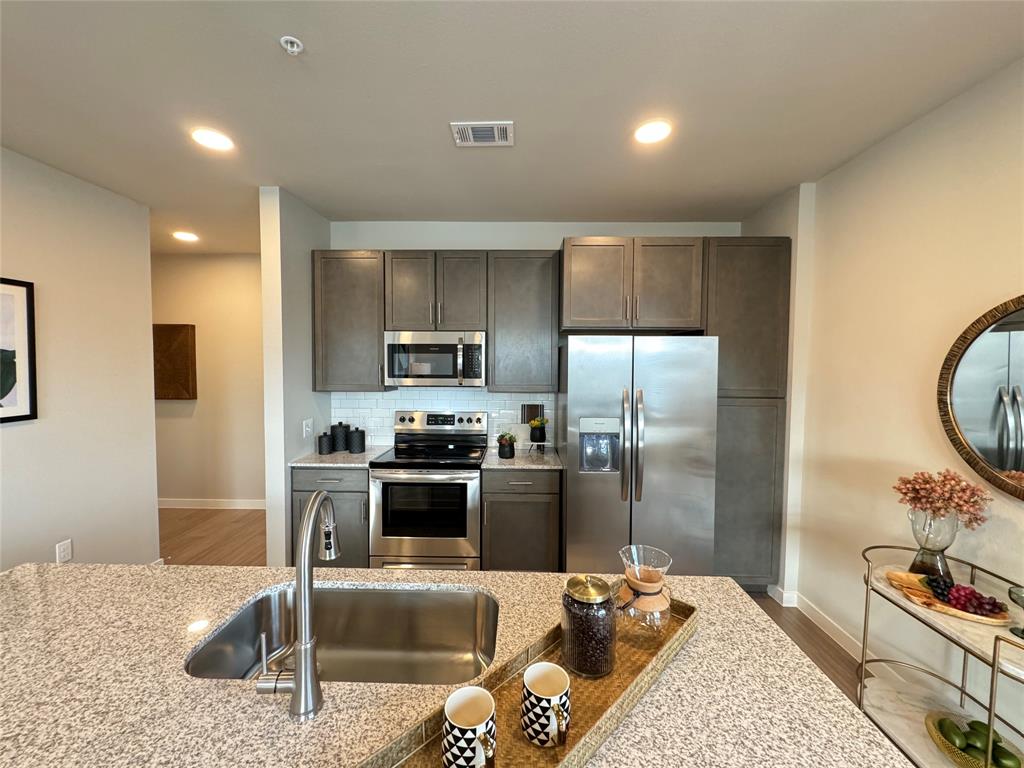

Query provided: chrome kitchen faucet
[256,490,340,722]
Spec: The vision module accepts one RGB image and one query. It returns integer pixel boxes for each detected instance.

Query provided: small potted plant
[529,416,549,445]
[497,431,517,459]
[892,468,991,579]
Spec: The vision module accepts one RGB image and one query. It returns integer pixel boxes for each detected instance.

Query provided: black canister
[348,428,365,454]
[561,575,615,677]
[317,433,333,455]
[331,422,349,453]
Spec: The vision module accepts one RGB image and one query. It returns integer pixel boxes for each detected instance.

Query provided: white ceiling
[3,1,1022,254]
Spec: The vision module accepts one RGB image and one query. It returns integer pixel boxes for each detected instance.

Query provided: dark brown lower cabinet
[291,491,369,568]
[713,398,786,586]
[482,492,560,572]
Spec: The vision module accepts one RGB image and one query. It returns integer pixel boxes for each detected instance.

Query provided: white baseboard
[768,584,798,607]
[159,498,266,510]
[795,591,906,685]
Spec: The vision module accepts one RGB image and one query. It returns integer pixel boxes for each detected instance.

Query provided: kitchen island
[0,563,910,767]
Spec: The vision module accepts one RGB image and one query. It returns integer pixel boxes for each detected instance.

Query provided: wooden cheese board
[885,571,1012,626]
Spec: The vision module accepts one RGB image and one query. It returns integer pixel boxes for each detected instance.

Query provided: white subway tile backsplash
[329,388,556,446]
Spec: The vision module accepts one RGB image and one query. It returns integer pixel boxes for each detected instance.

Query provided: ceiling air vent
[450,121,514,147]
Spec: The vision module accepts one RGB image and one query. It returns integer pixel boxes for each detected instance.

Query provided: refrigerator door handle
[1012,385,1024,470]
[621,387,631,502]
[998,386,1013,469]
[635,388,645,501]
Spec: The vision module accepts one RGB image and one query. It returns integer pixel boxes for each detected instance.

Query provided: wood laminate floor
[156,510,861,701]
[750,592,865,703]
[158,508,266,566]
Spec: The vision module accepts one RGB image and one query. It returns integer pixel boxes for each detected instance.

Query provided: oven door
[369,469,481,558]
[384,331,485,387]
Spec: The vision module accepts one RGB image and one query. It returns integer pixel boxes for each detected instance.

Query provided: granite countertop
[482,447,563,470]
[290,450,385,469]
[0,563,908,767]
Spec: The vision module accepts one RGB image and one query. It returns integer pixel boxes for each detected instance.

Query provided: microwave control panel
[463,345,483,378]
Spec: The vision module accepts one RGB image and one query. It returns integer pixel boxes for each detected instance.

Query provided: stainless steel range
[368,410,487,570]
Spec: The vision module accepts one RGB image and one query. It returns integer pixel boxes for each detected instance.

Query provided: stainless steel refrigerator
[559,335,718,574]
[951,311,1024,471]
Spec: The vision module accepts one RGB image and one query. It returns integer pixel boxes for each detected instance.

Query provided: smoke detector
[450,121,514,147]
[280,36,305,56]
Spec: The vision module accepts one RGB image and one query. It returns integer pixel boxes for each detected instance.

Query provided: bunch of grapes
[946,584,1008,617]
[926,575,954,601]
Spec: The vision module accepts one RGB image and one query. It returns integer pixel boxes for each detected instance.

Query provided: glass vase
[907,509,958,580]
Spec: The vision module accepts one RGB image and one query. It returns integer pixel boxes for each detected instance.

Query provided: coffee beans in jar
[561,575,615,677]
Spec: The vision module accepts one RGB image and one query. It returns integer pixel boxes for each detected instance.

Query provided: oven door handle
[457,337,464,386]
[370,470,480,484]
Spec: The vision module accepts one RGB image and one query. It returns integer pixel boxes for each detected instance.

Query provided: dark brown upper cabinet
[561,237,703,330]
[313,250,385,391]
[385,251,486,331]
[561,237,633,329]
[487,251,558,392]
[706,237,791,398]
[385,251,435,330]
[436,251,487,331]
[632,237,703,329]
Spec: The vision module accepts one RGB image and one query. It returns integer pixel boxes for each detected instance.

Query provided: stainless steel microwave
[383,331,485,387]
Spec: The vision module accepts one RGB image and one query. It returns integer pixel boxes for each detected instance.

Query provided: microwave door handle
[621,388,631,502]
[457,337,464,385]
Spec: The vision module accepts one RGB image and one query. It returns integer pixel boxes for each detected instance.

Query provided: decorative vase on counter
[907,508,958,580]
[498,442,515,459]
[530,426,546,447]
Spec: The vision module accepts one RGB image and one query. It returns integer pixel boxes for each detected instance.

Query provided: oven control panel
[394,411,488,432]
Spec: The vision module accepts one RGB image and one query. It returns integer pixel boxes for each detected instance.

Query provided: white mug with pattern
[442,686,496,767]
[520,661,571,748]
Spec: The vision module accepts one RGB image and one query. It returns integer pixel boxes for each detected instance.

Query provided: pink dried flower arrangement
[893,469,991,530]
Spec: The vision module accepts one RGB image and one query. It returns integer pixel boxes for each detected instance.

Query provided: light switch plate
[56,539,73,564]
[302,418,313,439]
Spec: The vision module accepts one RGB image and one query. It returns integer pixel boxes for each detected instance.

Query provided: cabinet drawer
[291,468,368,492]
[482,470,560,494]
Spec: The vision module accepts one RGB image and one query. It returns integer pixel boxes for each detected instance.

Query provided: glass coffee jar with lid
[561,575,615,677]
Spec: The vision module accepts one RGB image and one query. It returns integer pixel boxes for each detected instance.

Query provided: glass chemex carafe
[615,545,673,647]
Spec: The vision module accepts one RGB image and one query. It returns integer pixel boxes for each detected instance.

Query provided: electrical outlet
[302,418,313,439]
[56,539,73,564]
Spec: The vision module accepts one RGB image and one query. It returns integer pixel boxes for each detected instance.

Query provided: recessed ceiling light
[634,120,672,144]
[280,35,305,56]
[173,231,199,242]
[190,128,234,151]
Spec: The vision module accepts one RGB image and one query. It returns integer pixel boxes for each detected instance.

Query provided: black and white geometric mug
[520,661,571,748]
[442,686,496,768]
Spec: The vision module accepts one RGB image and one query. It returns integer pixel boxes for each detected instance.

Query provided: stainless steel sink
[185,587,499,685]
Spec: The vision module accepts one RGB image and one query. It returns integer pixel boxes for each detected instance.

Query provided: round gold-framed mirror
[937,294,1024,500]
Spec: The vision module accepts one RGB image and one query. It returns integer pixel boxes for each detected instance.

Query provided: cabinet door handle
[361,498,368,523]
[428,301,433,325]
[635,295,640,321]
[316,479,340,484]
[507,481,533,485]
[483,501,488,527]
[624,295,630,321]
[438,301,443,326]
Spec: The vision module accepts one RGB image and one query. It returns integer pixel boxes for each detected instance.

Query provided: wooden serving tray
[399,597,698,768]
[886,571,1011,626]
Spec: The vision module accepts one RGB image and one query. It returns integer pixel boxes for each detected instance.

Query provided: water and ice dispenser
[578,417,621,472]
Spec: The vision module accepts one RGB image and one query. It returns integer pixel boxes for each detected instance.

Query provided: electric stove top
[368,410,488,471]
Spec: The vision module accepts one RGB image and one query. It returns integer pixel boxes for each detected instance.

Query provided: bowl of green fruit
[926,712,1021,768]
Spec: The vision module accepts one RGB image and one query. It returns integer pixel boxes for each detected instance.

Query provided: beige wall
[793,60,1023,695]
[742,183,817,603]
[260,187,331,566]
[0,148,159,569]
[151,253,264,505]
